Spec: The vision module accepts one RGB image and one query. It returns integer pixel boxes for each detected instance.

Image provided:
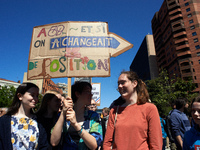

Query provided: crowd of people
[0,70,200,150]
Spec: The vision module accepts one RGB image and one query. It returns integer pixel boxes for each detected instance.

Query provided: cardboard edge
[109,32,133,57]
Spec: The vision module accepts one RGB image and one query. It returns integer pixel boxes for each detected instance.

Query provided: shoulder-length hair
[6,82,39,115]
[120,71,149,104]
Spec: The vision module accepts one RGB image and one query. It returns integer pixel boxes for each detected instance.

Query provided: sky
[0,0,163,109]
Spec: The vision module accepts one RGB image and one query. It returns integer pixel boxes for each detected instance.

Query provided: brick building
[42,79,63,95]
[151,0,200,92]
[23,72,63,95]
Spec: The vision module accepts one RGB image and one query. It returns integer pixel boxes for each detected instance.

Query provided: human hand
[62,96,73,112]
[66,108,77,125]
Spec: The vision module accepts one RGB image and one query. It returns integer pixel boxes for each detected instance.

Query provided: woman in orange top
[103,71,162,150]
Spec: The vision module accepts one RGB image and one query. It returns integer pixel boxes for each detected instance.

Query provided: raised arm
[50,97,73,146]
[66,108,98,150]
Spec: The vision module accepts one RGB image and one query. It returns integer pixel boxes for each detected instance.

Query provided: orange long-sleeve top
[103,102,162,150]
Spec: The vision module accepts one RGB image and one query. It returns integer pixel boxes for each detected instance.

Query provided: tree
[0,85,16,107]
[146,69,197,117]
[0,85,43,111]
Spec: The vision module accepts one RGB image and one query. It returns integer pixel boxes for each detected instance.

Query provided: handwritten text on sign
[28,21,133,79]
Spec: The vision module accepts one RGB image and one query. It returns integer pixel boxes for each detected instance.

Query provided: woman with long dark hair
[0,82,48,150]
[36,90,62,149]
[103,71,162,150]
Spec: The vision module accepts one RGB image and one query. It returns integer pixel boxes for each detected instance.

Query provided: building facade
[23,72,62,94]
[0,78,20,88]
[130,35,159,81]
[42,79,63,95]
[151,0,200,92]
[56,82,68,97]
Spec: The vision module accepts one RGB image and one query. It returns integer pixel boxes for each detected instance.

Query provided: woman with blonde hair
[103,71,162,150]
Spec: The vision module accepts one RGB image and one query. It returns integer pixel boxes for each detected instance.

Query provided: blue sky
[0,0,163,109]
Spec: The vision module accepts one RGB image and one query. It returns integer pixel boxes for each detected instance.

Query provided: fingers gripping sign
[66,108,77,124]
[62,96,73,112]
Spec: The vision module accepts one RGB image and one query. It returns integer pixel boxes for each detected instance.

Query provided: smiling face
[118,73,137,100]
[18,87,39,110]
[191,102,200,126]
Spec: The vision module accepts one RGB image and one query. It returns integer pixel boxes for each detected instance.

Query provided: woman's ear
[75,91,80,99]
[132,80,138,88]
[17,93,23,101]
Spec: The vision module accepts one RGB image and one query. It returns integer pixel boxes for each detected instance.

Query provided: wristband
[78,127,83,136]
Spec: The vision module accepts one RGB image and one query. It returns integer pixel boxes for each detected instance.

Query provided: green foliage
[146,69,197,117]
[0,85,16,107]
[0,85,43,112]
[33,94,43,112]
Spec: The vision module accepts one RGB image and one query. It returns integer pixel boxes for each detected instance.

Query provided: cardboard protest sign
[27,21,133,79]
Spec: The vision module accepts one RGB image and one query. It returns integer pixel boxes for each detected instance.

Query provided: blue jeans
[162,138,166,150]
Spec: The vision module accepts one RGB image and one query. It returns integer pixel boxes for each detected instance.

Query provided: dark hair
[71,81,92,103]
[109,96,126,109]
[7,82,39,115]
[120,71,149,104]
[36,90,60,117]
[191,95,200,108]
[174,97,188,110]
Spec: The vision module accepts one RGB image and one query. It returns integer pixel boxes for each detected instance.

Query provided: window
[187,13,192,18]
[189,19,193,24]
[193,68,195,72]
[186,8,190,12]
[194,38,198,43]
[195,45,200,49]
[199,60,200,64]
[194,76,196,80]
[192,32,197,36]
[185,2,189,6]
[190,25,195,30]
[197,52,200,56]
